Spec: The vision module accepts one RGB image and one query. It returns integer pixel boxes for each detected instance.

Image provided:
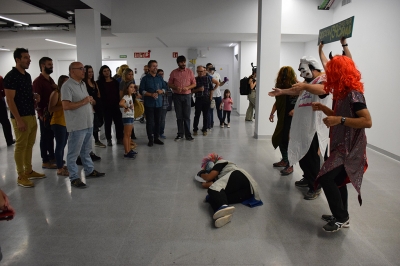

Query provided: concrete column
[254,0,282,139]
[75,9,102,72]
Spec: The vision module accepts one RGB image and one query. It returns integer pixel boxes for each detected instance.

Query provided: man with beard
[4,48,45,187]
[168,55,196,141]
[33,57,57,169]
[268,56,331,200]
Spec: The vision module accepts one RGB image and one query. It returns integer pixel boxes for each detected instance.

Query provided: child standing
[220,89,233,128]
[119,82,137,159]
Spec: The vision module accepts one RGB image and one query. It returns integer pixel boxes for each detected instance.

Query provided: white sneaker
[227,124,230,128]
[215,214,232,228]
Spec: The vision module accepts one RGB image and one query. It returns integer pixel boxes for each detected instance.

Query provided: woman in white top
[119,82,137,159]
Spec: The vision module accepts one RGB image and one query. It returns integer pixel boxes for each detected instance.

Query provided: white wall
[280,42,305,75]
[329,0,400,157]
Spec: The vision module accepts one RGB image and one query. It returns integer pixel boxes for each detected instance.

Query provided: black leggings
[207,171,252,212]
[222,111,231,124]
[299,133,320,190]
[319,165,349,221]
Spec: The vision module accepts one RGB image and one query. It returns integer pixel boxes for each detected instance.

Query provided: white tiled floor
[1,110,400,265]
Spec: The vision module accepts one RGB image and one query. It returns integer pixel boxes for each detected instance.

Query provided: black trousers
[104,106,123,140]
[193,97,210,132]
[222,110,231,124]
[299,133,321,190]
[38,118,55,163]
[319,165,349,221]
[144,106,161,140]
[0,99,13,145]
[207,172,253,212]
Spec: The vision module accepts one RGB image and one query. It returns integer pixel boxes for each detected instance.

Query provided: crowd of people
[1,38,372,234]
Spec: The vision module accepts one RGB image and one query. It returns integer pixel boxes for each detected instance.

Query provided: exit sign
[120,55,127,58]
[172,52,178,58]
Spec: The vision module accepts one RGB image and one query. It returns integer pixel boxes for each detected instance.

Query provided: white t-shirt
[211,72,222,98]
[120,95,134,118]
[288,75,331,166]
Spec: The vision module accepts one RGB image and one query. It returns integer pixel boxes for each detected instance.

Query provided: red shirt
[32,73,56,117]
[168,68,196,95]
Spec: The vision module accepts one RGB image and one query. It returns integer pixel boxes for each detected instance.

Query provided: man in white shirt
[206,63,227,128]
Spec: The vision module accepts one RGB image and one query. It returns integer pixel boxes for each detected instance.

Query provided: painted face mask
[298,56,322,80]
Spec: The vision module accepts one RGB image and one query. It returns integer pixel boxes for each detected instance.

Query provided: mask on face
[298,56,322,80]
[44,66,53,75]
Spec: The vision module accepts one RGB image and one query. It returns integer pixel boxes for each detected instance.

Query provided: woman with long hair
[312,55,372,232]
[96,65,124,146]
[245,68,257,121]
[48,75,69,176]
[84,65,105,149]
[269,66,298,175]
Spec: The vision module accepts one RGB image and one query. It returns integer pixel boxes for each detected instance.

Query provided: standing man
[268,56,331,200]
[192,66,218,136]
[206,63,226,128]
[33,57,57,169]
[139,60,166,146]
[4,48,45,188]
[0,76,14,146]
[168,55,196,141]
[140,65,149,81]
[61,62,105,188]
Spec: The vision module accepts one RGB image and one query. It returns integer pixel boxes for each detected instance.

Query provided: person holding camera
[245,68,257,121]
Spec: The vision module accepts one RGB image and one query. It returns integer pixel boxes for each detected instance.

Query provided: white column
[75,9,102,72]
[254,0,282,139]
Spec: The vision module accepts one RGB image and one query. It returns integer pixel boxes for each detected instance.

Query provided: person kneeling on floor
[196,153,263,228]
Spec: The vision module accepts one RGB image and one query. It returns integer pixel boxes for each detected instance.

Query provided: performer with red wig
[312,55,372,232]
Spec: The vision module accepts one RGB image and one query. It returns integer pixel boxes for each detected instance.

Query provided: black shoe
[131,135,137,140]
[321,215,350,228]
[303,188,322,200]
[76,156,82,165]
[90,152,101,161]
[117,139,123,145]
[71,178,86,188]
[139,117,145,123]
[154,139,164,145]
[294,178,309,187]
[174,136,182,141]
[86,169,105,178]
[107,140,112,146]
[186,136,194,141]
[323,217,350,232]
[148,140,154,147]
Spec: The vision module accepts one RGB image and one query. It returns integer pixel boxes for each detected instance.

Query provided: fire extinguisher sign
[172,52,178,58]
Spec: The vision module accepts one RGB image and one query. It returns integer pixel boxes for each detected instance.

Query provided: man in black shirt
[4,48,45,188]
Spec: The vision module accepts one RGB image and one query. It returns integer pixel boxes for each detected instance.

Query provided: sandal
[57,168,70,176]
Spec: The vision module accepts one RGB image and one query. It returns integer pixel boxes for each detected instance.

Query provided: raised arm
[340,37,352,59]
[319,42,328,71]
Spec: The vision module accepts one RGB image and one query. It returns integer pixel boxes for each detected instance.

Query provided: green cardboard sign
[318,16,354,45]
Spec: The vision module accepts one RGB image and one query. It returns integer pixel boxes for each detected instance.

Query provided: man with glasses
[4,48,45,188]
[61,62,105,188]
[168,55,196,141]
[206,63,226,128]
[192,66,218,136]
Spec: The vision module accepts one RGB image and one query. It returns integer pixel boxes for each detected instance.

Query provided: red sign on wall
[134,52,150,58]
[172,52,178,58]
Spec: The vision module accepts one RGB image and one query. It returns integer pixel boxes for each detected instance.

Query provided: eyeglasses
[72,67,86,72]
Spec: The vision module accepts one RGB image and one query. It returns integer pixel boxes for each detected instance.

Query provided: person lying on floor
[196,153,262,228]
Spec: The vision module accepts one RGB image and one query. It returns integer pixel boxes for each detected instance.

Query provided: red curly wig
[324,55,364,100]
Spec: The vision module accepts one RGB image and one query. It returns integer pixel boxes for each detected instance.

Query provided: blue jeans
[209,96,222,127]
[67,127,94,181]
[173,94,192,138]
[159,108,168,136]
[51,124,68,169]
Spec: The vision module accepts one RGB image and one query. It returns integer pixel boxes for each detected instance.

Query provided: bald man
[61,62,105,188]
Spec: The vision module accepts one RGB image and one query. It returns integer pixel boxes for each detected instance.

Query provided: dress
[317,90,368,204]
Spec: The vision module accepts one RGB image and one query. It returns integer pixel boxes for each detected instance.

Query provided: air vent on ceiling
[342,0,351,6]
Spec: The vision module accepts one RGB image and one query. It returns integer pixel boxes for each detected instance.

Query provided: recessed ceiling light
[45,39,76,47]
[66,10,75,15]
[0,15,29,26]
[0,48,11,51]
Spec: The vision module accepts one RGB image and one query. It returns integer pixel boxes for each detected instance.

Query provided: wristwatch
[340,117,346,125]
[342,44,348,47]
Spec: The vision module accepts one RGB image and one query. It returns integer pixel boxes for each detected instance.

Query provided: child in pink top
[220,89,233,128]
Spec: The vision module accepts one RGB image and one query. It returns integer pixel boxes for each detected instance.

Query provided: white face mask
[298,63,313,79]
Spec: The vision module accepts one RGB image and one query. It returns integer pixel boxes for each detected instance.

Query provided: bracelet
[342,44,348,47]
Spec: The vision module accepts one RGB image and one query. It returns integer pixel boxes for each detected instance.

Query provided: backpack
[239,77,251,95]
